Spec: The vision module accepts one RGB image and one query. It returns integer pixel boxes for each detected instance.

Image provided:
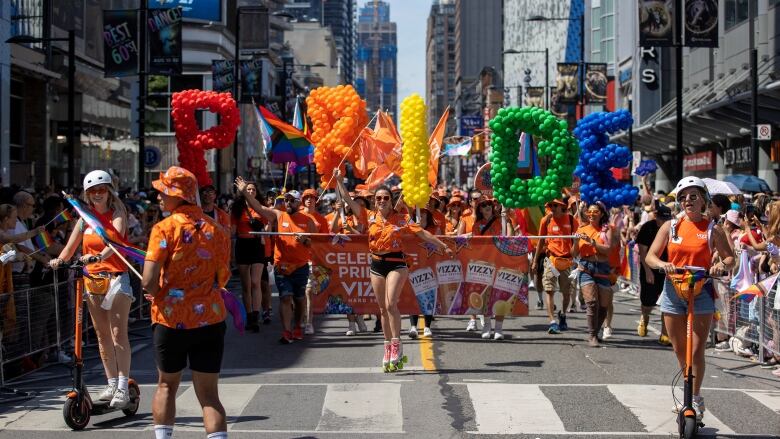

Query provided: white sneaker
[423,327,433,337]
[493,330,504,340]
[58,351,73,363]
[481,319,493,339]
[408,326,418,339]
[304,323,315,335]
[478,315,485,329]
[345,322,356,336]
[98,383,117,401]
[109,388,130,409]
[465,319,477,331]
[693,396,706,421]
[356,316,367,333]
[603,327,613,339]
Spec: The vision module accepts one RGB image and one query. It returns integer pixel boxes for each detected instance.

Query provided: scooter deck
[90,398,138,415]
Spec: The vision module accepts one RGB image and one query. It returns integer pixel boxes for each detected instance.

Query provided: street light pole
[232,7,242,188]
[675,0,684,180]
[67,29,75,189]
[138,0,147,190]
[749,0,759,177]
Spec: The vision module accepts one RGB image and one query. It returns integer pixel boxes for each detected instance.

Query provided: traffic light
[472,133,484,153]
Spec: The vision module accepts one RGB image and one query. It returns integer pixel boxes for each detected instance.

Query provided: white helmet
[674,176,709,201]
[83,170,113,191]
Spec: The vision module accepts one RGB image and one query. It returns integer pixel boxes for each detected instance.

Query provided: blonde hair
[767,202,780,240]
[81,185,128,223]
[0,204,16,223]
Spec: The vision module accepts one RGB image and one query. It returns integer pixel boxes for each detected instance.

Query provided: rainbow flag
[258,105,314,169]
[732,272,779,302]
[53,209,73,225]
[32,230,54,249]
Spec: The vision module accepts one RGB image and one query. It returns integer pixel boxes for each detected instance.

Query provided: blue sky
[357,0,429,109]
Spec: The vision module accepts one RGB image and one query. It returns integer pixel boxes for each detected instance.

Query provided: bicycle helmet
[673,176,710,202]
[83,170,113,191]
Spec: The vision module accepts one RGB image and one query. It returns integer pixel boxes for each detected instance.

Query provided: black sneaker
[373,320,382,333]
[558,311,568,331]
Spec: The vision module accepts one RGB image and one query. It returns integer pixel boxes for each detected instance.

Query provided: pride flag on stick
[32,230,55,250]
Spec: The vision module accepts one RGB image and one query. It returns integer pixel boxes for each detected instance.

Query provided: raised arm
[334,169,363,218]
[234,176,279,222]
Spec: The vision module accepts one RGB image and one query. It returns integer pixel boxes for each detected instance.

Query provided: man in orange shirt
[236,177,317,344]
[533,198,578,335]
[142,166,231,439]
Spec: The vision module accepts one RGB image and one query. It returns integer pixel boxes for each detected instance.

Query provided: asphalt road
[0,286,778,438]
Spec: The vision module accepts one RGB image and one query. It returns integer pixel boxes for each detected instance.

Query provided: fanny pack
[550,255,573,271]
[577,260,617,285]
[84,273,112,295]
[670,274,706,301]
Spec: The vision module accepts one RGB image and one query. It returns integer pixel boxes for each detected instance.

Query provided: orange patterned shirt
[145,205,231,329]
[367,211,422,254]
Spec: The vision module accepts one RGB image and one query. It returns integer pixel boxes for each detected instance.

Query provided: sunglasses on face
[87,186,108,195]
[678,194,701,202]
[375,195,391,201]
[586,209,602,215]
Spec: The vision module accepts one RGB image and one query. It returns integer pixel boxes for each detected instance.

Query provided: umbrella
[723,174,771,193]
[702,178,742,195]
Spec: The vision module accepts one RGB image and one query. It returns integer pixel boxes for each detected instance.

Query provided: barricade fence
[0,270,149,388]
[618,243,779,364]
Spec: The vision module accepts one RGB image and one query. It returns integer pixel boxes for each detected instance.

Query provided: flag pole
[316,111,380,203]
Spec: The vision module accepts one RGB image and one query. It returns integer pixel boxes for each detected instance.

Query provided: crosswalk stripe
[607,384,735,435]
[316,383,403,433]
[467,383,566,434]
[171,384,259,431]
[742,390,780,414]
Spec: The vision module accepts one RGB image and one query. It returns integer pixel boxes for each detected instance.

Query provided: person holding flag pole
[49,170,134,409]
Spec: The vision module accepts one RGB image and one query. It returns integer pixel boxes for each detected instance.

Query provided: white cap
[83,170,113,191]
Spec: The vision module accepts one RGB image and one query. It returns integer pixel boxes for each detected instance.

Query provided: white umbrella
[702,178,742,195]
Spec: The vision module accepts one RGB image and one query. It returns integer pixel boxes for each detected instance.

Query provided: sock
[153,425,173,439]
[117,375,129,392]
[107,377,118,387]
[550,320,557,324]
[494,321,503,331]
[206,432,227,439]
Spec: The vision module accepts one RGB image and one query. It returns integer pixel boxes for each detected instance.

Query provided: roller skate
[388,338,408,372]
[382,341,392,373]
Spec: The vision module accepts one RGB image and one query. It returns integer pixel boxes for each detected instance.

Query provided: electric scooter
[58,263,140,430]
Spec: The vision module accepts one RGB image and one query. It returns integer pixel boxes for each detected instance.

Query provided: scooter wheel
[122,383,141,417]
[63,397,90,430]
[682,416,697,439]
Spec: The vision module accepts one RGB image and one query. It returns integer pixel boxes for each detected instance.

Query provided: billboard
[240,59,264,104]
[639,0,675,47]
[212,60,235,93]
[584,63,608,104]
[684,0,718,47]
[556,63,579,104]
[148,0,222,23]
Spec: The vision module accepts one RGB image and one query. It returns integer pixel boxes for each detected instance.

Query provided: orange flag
[354,111,403,179]
[427,107,451,188]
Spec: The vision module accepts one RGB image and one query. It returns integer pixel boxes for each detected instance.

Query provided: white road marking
[467,383,565,434]
[169,384,258,431]
[743,390,780,414]
[316,383,403,433]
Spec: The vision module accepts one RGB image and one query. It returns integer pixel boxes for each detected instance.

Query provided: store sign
[724,145,752,169]
[640,47,659,90]
[460,115,482,137]
[683,151,714,172]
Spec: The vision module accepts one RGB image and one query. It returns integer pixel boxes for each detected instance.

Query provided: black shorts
[235,238,266,265]
[370,252,407,277]
[639,269,665,307]
[153,321,226,374]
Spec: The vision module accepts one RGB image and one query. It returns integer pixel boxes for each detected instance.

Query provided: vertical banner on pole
[212,60,235,93]
[147,7,183,74]
[584,63,608,104]
[523,87,545,108]
[550,90,568,119]
[684,0,718,47]
[102,10,139,77]
[556,63,579,104]
[240,59,263,104]
[638,0,675,47]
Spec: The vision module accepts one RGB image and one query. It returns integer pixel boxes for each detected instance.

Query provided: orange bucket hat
[152,166,199,205]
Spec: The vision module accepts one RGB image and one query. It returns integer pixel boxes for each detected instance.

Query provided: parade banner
[212,60,234,93]
[147,7,183,75]
[103,10,139,77]
[584,63,608,104]
[240,59,263,103]
[639,0,675,47]
[684,0,718,47]
[555,63,579,104]
[309,235,530,316]
[523,87,545,108]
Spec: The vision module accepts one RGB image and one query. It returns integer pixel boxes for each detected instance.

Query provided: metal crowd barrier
[0,270,149,389]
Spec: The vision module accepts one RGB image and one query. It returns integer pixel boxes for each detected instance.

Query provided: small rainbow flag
[258,105,314,169]
[733,272,779,302]
[53,209,73,225]
[32,230,55,249]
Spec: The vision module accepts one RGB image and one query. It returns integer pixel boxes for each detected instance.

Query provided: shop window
[725,0,757,31]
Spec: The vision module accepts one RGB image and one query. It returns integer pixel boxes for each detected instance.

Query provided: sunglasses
[284,198,299,204]
[586,209,602,215]
[87,186,108,195]
[678,194,701,202]
[375,195,391,201]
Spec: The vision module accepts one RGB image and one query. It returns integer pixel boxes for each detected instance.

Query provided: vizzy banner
[103,10,139,77]
[147,7,183,75]
[308,235,530,316]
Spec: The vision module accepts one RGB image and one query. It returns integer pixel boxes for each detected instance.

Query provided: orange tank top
[81,210,126,274]
[576,224,605,259]
[667,217,712,269]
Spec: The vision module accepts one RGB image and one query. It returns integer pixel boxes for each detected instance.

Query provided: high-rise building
[284,0,356,85]
[356,0,397,120]
[426,0,456,134]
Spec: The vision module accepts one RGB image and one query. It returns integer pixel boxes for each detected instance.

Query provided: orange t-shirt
[234,208,264,239]
[204,207,231,231]
[444,216,459,235]
[82,211,126,274]
[367,211,422,254]
[576,224,606,259]
[539,214,577,257]
[145,205,231,329]
[472,217,503,236]
[301,209,330,234]
[328,209,368,234]
[431,209,446,231]
[460,213,475,234]
[274,211,315,274]
[668,217,712,269]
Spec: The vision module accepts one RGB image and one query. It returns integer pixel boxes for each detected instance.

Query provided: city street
[0,286,778,439]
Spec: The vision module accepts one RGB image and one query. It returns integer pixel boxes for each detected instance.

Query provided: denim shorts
[658,278,715,315]
[275,265,310,299]
[577,260,612,288]
[85,272,135,302]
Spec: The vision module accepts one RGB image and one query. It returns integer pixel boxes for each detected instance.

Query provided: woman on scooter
[50,170,133,409]
[645,177,734,421]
